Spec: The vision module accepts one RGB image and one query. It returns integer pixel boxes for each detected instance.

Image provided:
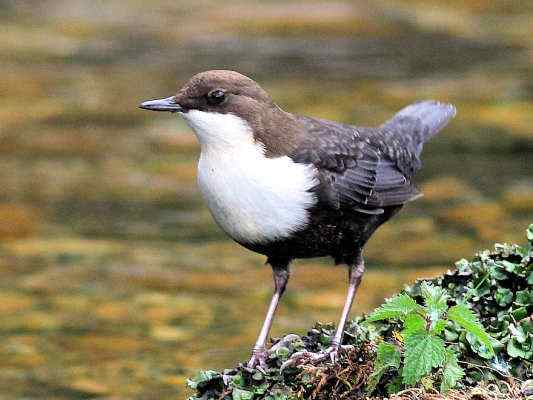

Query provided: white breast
[181,110,318,244]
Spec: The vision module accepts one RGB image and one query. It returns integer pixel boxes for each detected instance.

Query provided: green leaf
[440,349,465,393]
[444,328,459,341]
[266,393,290,400]
[520,318,533,335]
[489,264,508,280]
[515,289,533,306]
[421,282,449,323]
[187,370,220,389]
[232,387,254,400]
[495,288,513,306]
[275,346,290,359]
[448,304,494,357]
[402,313,426,339]
[466,332,494,359]
[432,319,447,335]
[232,373,245,387]
[420,376,434,391]
[367,294,421,322]
[507,337,533,359]
[377,342,401,368]
[499,260,517,272]
[385,376,403,395]
[511,306,528,320]
[252,371,263,381]
[455,258,470,270]
[402,331,446,385]
[509,323,527,344]
[253,383,269,395]
[366,342,401,393]
[527,224,533,241]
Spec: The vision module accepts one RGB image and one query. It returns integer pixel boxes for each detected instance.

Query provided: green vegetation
[366,283,491,393]
[186,225,532,399]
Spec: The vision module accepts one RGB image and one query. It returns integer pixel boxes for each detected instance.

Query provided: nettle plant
[365,282,494,394]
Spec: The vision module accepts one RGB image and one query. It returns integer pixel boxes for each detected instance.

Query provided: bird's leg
[247,261,290,369]
[327,255,365,359]
[283,255,365,368]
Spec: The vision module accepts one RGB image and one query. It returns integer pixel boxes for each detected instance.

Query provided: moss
[186,226,532,399]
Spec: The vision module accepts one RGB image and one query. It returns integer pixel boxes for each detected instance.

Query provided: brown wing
[291,116,420,214]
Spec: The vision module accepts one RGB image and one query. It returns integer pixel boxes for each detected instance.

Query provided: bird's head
[140,70,301,153]
[141,70,274,113]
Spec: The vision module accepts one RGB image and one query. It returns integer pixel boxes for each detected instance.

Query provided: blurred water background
[0,0,532,398]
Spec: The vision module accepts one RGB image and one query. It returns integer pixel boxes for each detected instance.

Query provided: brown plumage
[140,70,456,368]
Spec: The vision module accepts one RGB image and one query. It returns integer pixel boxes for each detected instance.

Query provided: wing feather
[292,116,421,214]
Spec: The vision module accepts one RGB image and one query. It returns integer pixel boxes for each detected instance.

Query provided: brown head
[140,70,304,156]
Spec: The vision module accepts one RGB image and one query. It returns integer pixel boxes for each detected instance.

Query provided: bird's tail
[380,100,456,156]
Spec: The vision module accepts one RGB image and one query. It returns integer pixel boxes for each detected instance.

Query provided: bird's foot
[269,334,301,353]
[280,344,354,371]
[247,334,303,370]
[247,348,269,370]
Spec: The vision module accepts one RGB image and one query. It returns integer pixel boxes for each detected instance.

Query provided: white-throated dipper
[140,70,455,368]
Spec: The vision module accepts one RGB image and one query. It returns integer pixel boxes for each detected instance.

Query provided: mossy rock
[187,226,532,399]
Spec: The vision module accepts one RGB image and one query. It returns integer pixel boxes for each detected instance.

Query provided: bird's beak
[139,96,183,112]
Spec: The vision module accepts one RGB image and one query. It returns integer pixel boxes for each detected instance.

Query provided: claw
[280,344,355,371]
[280,350,318,371]
[249,334,303,370]
[247,348,268,370]
[325,344,354,363]
[269,334,301,353]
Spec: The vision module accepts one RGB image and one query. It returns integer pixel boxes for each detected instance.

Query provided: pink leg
[331,256,365,348]
[281,256,365,369]
[247,264,290,368]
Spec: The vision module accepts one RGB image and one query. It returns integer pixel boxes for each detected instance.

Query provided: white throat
[181,109,318,244]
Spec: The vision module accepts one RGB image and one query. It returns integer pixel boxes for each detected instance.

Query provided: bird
[139,70,456,369]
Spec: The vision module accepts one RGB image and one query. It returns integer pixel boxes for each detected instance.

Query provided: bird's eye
[206,89,226,106]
